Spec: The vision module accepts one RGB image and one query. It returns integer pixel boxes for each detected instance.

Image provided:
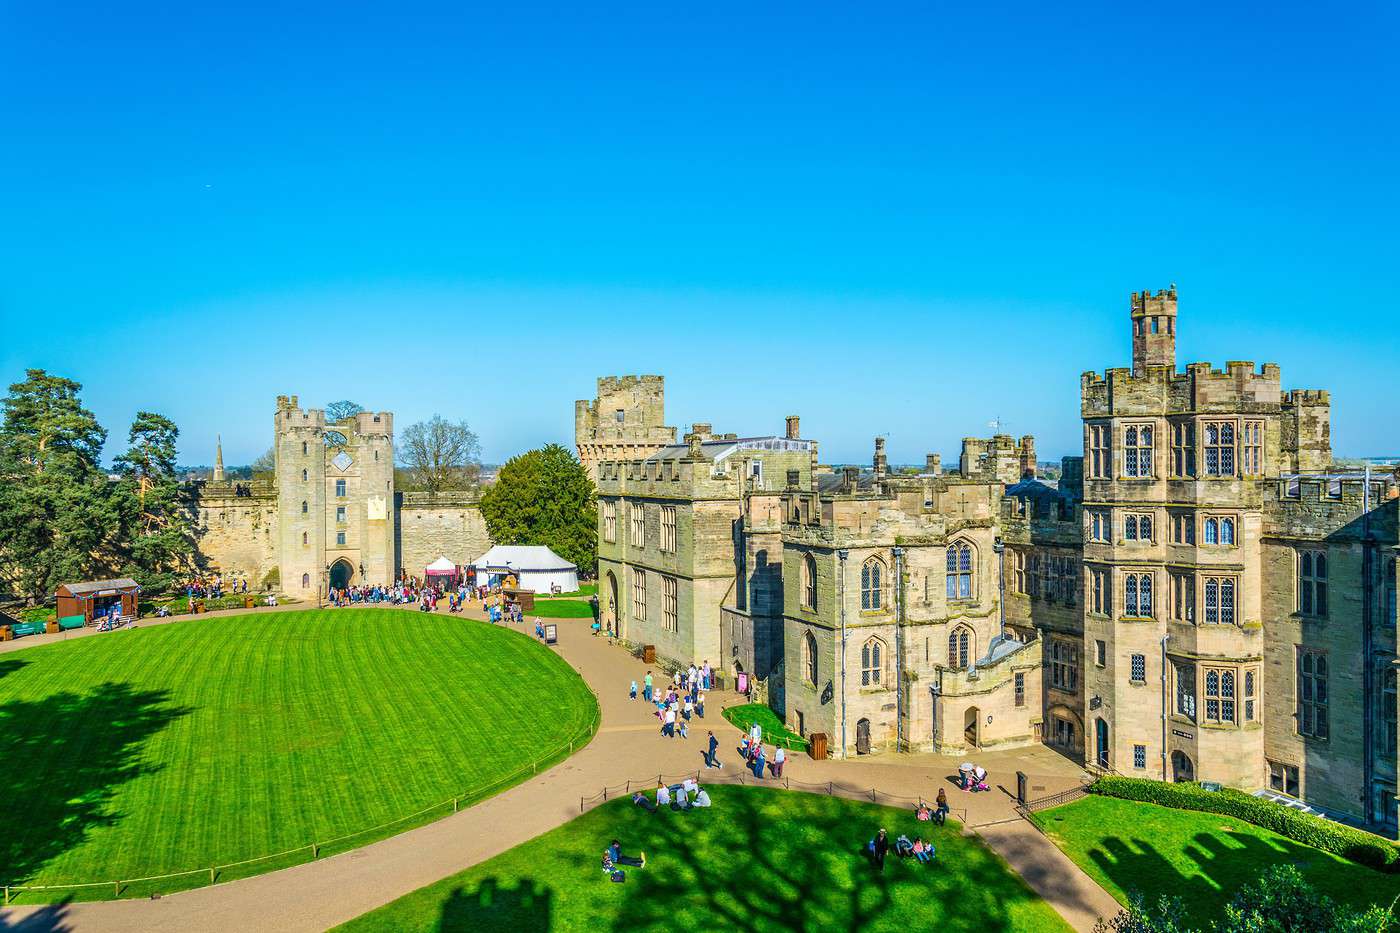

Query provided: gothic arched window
[946,541,974,600]
[948,625,973,670]
[803,631,818,686]
[861,638,885,686]
[861,558,884,611]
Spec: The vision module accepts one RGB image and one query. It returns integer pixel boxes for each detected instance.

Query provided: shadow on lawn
[0,659,29,682]
[0,683,191,886]
[612,788,1043,933]
[435,878,551,932]
[1085,827,1373,924]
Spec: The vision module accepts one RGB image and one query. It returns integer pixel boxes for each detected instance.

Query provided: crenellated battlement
[1081,359,1285,417]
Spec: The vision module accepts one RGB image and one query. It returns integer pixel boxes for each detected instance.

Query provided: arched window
[861,558,884,610]
[1139,515,1152,541]
[946,541,974,600]
[1204,518,1218,544]
[301,500,308,514]
[302,531,308,545]
[302,468,308,482]
[302,441,308,455]
[802,555,817,611]
[1125,573,1152,618]
[861,638,884,686]
[948,625,972,670]
[803,631,818,686]
[1221,518,1236,545]
[1125,515,1138,540]
[302,572,310,587]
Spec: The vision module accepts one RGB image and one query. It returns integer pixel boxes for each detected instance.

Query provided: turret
[1131,285,1178,374]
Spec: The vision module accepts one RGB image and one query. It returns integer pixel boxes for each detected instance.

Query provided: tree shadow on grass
[0,683,191,886]
[613,787,1043,933]
[0,659,29,682]
[435,877,552,932]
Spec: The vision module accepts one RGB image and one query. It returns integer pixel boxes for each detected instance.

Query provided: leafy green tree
[0,370,119,602]
[480,444,597,572]
[112,411,197,592]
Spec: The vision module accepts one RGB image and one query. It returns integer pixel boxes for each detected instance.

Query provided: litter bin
[808,732,828,761]
[642,644,656,664]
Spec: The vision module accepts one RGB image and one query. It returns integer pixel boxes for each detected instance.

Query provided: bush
[1089,775,1400,871]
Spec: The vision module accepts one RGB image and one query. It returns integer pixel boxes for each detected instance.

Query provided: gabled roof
[58,578,141,595]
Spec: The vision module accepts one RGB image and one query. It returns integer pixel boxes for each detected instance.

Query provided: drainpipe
[993,537,1006,638]
[893,546,905,753]
[838,548,849,759]
[1161,633,1171,781]
[1363,464,1375,824]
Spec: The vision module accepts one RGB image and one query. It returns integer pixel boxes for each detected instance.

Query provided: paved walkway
[0,603,1119,932]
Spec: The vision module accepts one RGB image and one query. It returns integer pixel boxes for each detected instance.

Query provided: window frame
[1049,638,1079,692]
[803,631,818,687]
[860,637,885,687]
[945,540,975,602]
[1298,549,1328,618]
[1297,648,1329,740]
[1123,423,1155,478]
[1170,420,1196,477]
[1087,423,1111,479]
[1202,575,1237,625]
[662,574,678,632]
[948,625,972,670]
[860,557,885,611]
[1203,420,1237,477]
[801,554,818,611]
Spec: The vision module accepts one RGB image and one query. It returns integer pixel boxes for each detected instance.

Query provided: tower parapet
[1131,285,1178,374]
[575,375,678,481]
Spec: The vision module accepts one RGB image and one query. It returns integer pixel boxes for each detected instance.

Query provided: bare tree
[399,416,481,494]
[249,446,275,478]
[325,400,365,422]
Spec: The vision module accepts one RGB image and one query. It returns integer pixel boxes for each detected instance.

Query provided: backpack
[610,870,626,883]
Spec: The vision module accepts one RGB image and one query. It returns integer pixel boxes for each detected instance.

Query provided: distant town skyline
[3,3,1395,466]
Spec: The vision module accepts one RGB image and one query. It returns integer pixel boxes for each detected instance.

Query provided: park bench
[58,615,86,631]
[9,621,46,638]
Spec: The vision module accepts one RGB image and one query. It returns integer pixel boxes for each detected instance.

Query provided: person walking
[706,730,720,769]
[643,671,654,703]
[773,745,785,779]
[753,743,766,780]
[935,788,949,826]
[663,706,677,738]
[629,679,638,700]
[697,692,706,718]
[749,721,763,746]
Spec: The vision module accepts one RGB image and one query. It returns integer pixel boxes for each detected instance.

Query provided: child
[678,719,689,739]
[629,680,638,700]
[913,838,934,864]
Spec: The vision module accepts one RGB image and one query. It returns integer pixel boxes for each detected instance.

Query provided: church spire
[213,435,225,482]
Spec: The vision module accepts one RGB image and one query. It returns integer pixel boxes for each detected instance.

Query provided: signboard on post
[544,624,558,645]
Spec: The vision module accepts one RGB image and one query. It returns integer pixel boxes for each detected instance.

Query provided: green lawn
[723,702,808,751]
[534,583,597,599]
[0,609,597,900]
[336,785,1069,933]
[1031,795,1400,927]
[527,599,595,619]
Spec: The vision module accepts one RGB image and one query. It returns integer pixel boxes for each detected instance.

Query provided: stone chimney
[925,453,941,475]
[1019,435,1037,479]
[685,432,703,459]
[842,465,860,493]
[873,437,888,479]
[785,415,800,439]
[691,423,713,441]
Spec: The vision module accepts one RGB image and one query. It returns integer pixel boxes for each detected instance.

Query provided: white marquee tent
[471,545,579,595]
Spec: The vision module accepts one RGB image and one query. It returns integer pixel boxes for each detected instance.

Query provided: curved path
[0,603,1118,932]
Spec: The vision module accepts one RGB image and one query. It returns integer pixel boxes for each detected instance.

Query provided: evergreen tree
[112,411,197,592]
[0,370,118,602]
[480,444,597,572]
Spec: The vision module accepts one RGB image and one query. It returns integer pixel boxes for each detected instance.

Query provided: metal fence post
[828,781,833,795]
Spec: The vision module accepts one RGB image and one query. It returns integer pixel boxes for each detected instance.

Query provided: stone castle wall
[396,492,492,576]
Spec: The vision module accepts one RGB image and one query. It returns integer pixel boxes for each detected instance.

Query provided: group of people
[915,790,951,826]
[737,722,786,779]
[866,828,937,869]
[957,763,990,792]
[182,574,248,600]
[632,778,713,813]
[632,669,708,741]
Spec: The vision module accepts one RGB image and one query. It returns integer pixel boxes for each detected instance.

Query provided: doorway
[856,718,871,755]
[1095,718,1110,768]
[606,571,619,636]
[964,706,980,749]
[1171,750,1195,782]
[329,558,354,591]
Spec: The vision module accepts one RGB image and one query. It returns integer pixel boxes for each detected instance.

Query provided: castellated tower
[574,375,677,481]
[1131,285,1178,374]
[275,396,396,598]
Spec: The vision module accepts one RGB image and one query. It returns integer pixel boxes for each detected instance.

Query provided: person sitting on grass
[609,839,645,867]
[656,781,671,809]
[894,834,915,858]
[915,803,933,822]
[912,838,934,864]
[693,786,712,807]
[632,791,657,813]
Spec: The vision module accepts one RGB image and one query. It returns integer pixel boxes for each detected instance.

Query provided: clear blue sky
[3,2,1396,467]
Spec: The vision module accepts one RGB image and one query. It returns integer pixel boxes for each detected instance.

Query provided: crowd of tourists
[181,574,248,600]
[631,664,710,742]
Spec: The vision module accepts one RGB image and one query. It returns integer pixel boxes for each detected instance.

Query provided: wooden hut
[55,578,141,625]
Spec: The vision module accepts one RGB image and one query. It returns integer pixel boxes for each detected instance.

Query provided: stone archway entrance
[329,558,354,591]
[856,717,871,755]
[606,571,619,637]
[1171,750,1195,782]
[964,706,980,749]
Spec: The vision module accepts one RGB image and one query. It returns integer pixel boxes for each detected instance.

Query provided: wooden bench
[58,615,86,631]
[9,621,46,638]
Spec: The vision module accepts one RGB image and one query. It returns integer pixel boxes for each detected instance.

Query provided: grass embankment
[0,609,597,901]
[723,703,808,751]
[336,784,1069,933]
[1031,795,1400,927]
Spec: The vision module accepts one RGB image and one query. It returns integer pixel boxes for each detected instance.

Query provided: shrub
[1089,775,1400,871]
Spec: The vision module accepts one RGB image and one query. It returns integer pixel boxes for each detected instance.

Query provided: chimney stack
[873,437,888,479]
[1019,435,1037,479]
[843,465,860,492]
[925,453,941,475]
[785,415,800,439]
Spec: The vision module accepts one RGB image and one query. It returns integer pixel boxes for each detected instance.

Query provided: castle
[582,288,1400,834]
[191,396,491,596]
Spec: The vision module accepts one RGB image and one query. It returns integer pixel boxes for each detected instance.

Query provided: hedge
[1089,775,1400,871]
